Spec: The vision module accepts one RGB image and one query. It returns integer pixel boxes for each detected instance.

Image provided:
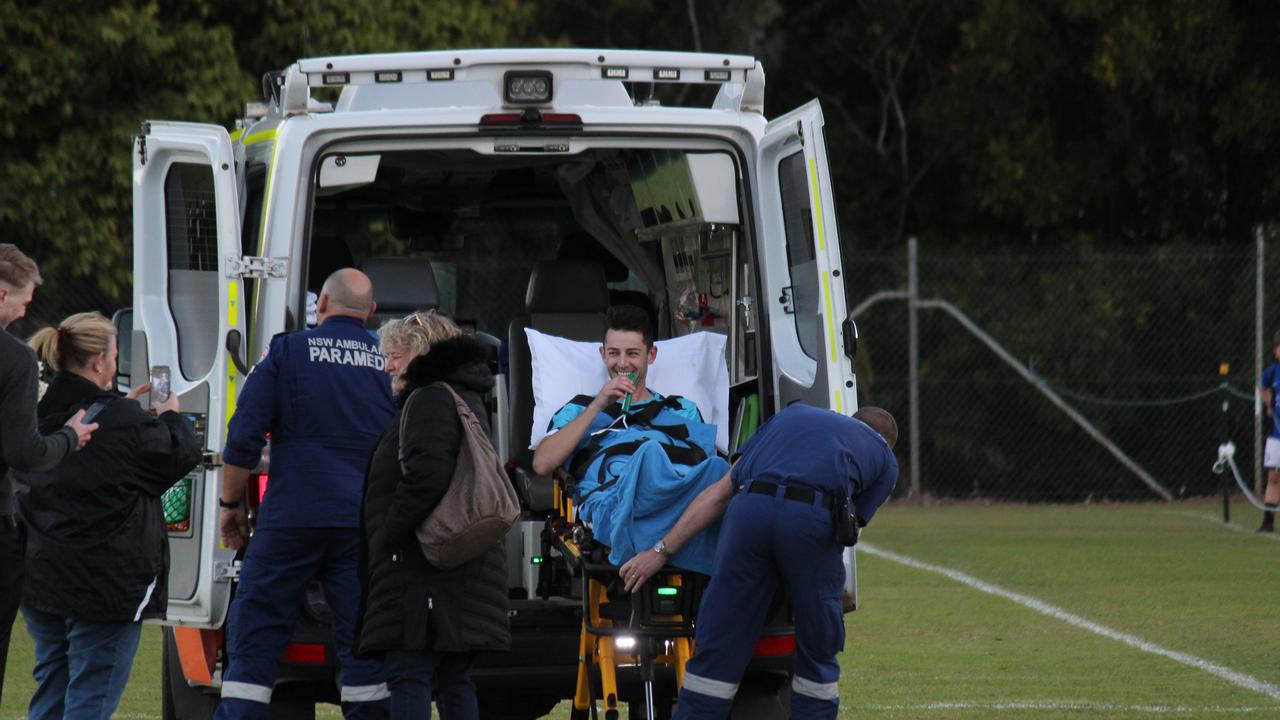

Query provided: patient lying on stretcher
[531,306,729,574]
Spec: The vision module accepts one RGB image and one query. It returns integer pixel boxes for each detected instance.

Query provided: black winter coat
[356,335,511,655]
[16,372,202,622]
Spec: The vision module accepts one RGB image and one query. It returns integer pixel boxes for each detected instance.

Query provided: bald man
[216,269,395,720]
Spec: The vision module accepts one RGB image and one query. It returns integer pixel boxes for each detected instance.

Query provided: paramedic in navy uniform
[215,268,395,720]
[620,404,899,720]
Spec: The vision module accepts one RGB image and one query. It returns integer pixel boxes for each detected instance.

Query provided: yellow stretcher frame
[548,471,701,720]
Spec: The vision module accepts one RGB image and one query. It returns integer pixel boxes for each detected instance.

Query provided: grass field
[2,498,1278,719]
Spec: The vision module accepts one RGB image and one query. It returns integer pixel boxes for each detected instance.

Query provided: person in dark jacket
[358,312,510,720]
[0,244,96,707]
[15,311,201,720]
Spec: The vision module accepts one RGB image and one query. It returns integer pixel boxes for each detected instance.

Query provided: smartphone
[81,399,110,424]
[149,365,171,406]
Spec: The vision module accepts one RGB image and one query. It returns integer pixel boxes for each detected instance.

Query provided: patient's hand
[592,374,635,410]
[620,548,667,593]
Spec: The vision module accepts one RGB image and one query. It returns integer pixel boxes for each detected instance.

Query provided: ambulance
[126,48,859,719]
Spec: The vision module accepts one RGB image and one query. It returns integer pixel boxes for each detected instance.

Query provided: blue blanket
[576,421,728,574]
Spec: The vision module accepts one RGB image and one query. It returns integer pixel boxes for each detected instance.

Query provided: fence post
[1257,226,1265,496]
[908,237,921,498]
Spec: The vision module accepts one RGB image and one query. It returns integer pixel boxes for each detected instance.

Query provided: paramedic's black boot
[1258,507,1276,533]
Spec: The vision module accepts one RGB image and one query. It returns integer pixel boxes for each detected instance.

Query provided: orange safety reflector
[752,634,796,657]
[281,642,327,664]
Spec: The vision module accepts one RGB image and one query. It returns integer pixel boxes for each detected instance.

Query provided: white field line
[851,701,1277,714]
[858,542,1280,703]
[1172,510,1280,544]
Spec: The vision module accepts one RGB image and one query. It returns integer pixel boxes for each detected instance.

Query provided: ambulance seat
[507,259,609,510]
[360,257,440,329]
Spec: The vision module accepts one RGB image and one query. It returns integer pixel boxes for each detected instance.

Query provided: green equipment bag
[162,477,192,531]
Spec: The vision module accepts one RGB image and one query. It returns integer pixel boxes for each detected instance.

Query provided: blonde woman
[358,312,510,720]
[17,312,201,720]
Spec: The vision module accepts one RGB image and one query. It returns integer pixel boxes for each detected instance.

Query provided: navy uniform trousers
[215,528,388,720]
[675,486,845,719]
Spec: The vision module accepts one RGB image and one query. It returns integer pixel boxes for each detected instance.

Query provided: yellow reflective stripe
[229,128,245,143]
[244,128,279,146]
[808,157,825,251]
[228,280,239,327]
[823,271,842,413]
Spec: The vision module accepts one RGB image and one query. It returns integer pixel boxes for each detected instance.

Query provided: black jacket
[356,335,511,655]
[16,372,202,622]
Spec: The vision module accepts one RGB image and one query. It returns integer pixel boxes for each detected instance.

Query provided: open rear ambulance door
[133,122,245,628]
[755,100,860,606]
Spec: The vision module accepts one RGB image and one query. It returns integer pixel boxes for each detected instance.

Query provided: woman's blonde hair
[29,311,115,373]
[378,311,461,362]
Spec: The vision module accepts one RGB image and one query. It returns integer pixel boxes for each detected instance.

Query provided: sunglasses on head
[402,309,437,327]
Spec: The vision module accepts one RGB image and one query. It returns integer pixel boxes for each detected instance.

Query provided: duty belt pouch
[833,496,860,547]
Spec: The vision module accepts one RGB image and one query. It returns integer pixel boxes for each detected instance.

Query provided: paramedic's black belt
[743,481,835,509]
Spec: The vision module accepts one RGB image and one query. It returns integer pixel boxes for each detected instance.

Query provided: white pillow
[526,328,730,452]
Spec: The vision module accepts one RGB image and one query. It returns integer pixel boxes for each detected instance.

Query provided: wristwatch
[218,497,242,510]
[652,539,670,559]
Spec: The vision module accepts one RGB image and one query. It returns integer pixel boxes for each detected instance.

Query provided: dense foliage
[5,1,1277,305]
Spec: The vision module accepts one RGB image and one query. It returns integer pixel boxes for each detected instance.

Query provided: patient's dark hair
[605,305,653,347]
[853,406,898,450]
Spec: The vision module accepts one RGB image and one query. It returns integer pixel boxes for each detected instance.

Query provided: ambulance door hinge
[136,135,147,167]
[779,286,795,314]
[215,560,241,583]
[202,452,223,469]
[226,256,287,280]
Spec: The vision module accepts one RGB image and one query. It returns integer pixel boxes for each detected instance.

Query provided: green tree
[0,0,540,326]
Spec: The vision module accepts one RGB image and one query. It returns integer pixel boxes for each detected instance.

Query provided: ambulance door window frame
[163,161,221,381]
[777,151,819,362]
[239,162,268,343]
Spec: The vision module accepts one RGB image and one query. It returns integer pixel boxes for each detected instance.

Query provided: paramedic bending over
[620,405,899,720]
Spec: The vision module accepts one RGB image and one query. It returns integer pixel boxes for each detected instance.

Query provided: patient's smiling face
[601,328,657,398]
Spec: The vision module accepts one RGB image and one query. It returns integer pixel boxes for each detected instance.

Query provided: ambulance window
[164,162,220,380]
[240,165,267,338]
[777,152,819,360]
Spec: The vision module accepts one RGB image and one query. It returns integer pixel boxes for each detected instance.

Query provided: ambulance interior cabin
[304,146,764,471]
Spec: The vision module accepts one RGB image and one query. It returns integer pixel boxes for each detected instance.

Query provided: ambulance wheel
[728,676,790,720]
[162,627,219,720]
[477,690,560,720]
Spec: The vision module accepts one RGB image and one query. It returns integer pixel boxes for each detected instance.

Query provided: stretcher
[547,469,706,720]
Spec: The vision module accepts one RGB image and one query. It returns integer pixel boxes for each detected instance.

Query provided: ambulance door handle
[842,318,857,361]
[225,330,250,376]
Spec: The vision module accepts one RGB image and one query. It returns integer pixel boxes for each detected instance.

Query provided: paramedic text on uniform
[619,405,899,720]
[215,269,396,720]
[0,244,96,706]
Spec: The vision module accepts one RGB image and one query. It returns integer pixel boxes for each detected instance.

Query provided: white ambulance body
[130,49,858,718]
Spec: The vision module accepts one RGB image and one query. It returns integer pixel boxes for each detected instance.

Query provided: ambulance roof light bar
[279,48,765,115]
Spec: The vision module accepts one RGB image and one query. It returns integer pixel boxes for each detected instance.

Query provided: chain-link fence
[9,260,121,345]
[851,237,1274,502]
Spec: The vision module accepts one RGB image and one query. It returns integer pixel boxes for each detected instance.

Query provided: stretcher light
[614,636,637,651]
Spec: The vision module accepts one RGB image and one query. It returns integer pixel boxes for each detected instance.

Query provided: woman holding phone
[16,311,201,720]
